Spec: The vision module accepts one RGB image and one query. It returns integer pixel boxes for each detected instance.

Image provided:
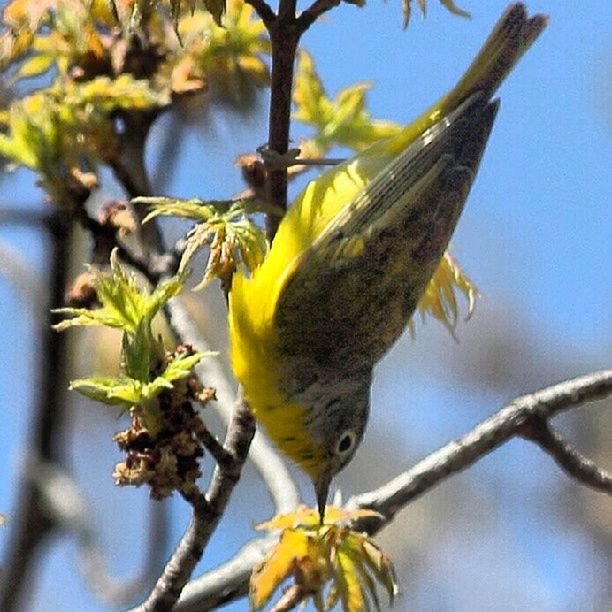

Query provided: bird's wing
[273,97,499,377]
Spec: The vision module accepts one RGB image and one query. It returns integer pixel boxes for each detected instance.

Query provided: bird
[228,3,547,520]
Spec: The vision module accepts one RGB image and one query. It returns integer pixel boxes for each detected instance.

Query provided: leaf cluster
[0,75,168,205]
[134,196,268,290]
[251,507,397,611]
[54,250,208,413]
[0,0,270,206]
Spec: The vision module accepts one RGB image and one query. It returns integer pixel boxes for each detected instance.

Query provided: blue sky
[0,1,610,610]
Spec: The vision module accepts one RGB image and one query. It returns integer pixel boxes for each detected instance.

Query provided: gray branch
[172,370,612,609]
[135,396,256,610]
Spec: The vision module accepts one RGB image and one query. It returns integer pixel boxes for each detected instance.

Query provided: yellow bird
[228,4,546,518]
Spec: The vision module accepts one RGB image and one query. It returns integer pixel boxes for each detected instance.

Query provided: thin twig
[196,425,234,467]
[270,585,303,611]
[295,0,342,33]
[520,419,612,493]
[170,370,612,609]
[244,0,276,27]
[135,397,256,611]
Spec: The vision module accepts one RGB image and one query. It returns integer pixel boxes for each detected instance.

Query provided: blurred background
[0,0,610,610]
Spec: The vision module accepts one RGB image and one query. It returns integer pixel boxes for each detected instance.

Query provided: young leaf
[135,197,268,289]
[412,251,479,337]
[293,51,400,154]
[69,376,147,406]
[402,0,469,29]
[160,350,211,383]
[251,506,395,611]
[250,528,311,610]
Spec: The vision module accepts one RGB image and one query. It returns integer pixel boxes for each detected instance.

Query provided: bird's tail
[439,2,548,113]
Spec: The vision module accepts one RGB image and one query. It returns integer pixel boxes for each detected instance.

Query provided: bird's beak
[315,471,332,524]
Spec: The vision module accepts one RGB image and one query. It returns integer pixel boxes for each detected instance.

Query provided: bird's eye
[335,431,357,456]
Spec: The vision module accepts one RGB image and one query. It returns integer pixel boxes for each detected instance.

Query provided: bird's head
[294,370,372,521]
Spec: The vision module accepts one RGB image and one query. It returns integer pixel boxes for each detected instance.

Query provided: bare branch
[296,0,342,33]
[349,370,612,526]
[0,211,71,612]
[520,419,612,493]
[278,0,297,22]
[263,0,300,240]
[135,397,256,610]
[270,584,303,611]
[175,535,277,610]
[244,0,276,27]
[172,370,612,609]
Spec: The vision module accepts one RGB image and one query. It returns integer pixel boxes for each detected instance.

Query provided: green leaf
[293,51,400,153]
[411,251,478,338]
[56,250,186,388]
[402,0,470,29]
[160,350,210,383]
[69,376,146,406]
[134,197,268,288]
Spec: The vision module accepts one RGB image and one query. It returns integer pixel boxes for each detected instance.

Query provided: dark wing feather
[274,97,499,381]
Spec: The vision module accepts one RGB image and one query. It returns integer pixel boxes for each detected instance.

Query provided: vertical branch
[264,1,299,240]
[0,211,71,611]
[111,111,166,254]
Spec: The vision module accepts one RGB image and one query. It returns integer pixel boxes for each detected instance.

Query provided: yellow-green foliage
[251,507,397,612]
[134,196,268,290]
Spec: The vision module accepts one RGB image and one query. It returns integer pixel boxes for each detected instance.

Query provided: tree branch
[349,370,612,528]
[295,0,342,33]
[263,1,300,240]
[135,396,256,611]
[0,211,72,611]
[520,418,612,493]
[244,0,276,27]
[170,370,612,609]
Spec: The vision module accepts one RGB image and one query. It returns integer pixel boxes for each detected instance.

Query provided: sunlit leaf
[55,249,186,384]
[69,375,151,406]
[69,349,208,407]
[402,0,469,29]
[135,196,268,289]
[250,528,311,610]
[293,51,400,154]
[251,506,396,611]
[411,251,479,338]
[161,350,211,383]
